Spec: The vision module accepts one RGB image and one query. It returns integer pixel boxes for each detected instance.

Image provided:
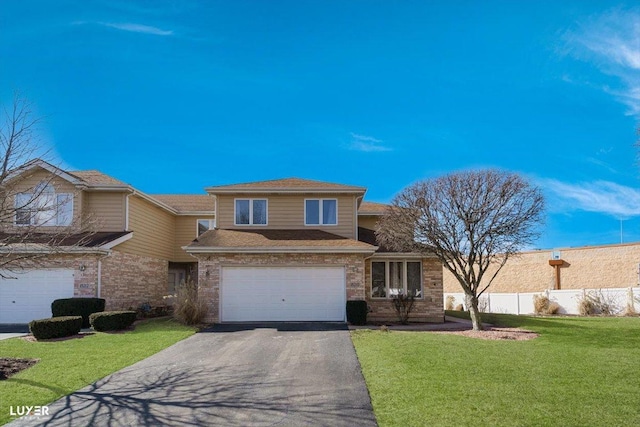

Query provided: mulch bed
[433,327,539,341]
[0,358,39,380]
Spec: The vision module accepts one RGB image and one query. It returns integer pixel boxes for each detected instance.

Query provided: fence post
[516,292,520,315]
[487,294,491,313]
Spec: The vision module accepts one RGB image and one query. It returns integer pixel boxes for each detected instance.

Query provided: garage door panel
[0,269,75,323]
[221,267,346,322]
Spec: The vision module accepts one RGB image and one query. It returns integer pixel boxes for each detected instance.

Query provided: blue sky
[1,1,639,250]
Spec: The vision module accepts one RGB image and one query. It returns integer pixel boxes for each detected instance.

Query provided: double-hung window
[305,199,337,225]
[371,260,422,298]
[14,183,73,227]
[235,199,267,225]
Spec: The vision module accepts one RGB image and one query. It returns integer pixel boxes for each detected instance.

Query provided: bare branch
[376,169,545,330]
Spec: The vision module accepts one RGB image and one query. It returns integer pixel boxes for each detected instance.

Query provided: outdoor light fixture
[79,264,86,272]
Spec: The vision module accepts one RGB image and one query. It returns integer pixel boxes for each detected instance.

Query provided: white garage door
[0,269,75,323]
[221,266,346,322]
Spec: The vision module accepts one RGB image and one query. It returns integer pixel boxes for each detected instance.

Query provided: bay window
[371,260,422,298]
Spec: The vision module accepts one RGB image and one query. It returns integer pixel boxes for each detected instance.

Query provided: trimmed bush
[89,311,137,332]
[29,316,82,340]
[346,300,368,325]
[52,298,106,328]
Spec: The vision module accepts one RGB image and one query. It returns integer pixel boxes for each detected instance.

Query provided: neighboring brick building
[443,242,640,294]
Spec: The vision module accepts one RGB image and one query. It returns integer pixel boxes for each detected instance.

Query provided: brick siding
[365,257,444,323]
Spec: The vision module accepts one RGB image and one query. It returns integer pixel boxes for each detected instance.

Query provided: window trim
[370,259,423,299]
[234,198,268,226]
[14,190,74,227]
[196,218,216,236]
[304,198,338,226]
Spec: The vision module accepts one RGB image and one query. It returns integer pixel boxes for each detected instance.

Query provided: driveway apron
[12,322,377,427]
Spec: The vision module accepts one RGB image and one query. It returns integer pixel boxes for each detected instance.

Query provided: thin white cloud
[565,8,640,116]
[348,133,392,152]
[100,22,173,36]
[542,178,640,219]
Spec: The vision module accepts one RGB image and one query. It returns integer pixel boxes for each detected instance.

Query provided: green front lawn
[0,318,196,425]
[352,313,640,427]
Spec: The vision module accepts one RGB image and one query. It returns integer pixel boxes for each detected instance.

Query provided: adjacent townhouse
[0,160,444,324]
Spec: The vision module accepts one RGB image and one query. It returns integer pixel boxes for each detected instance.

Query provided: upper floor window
[235,199,267,225]
[197,219,215,236]
[305,199,337,225]
[14,183,73,227]
[371,260,422,299]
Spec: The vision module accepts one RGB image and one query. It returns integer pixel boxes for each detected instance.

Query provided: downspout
[125,193,131,230]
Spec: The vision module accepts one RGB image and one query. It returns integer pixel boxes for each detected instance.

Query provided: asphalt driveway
[18,322,377,426]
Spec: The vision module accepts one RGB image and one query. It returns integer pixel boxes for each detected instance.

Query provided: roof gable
[205,177,367,194]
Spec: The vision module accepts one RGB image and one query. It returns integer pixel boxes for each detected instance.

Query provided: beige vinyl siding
[117,195,175,260]
[83,192,126,230]
[173,215,215,262]
[357,216,379,230]
[216,194,357,239]
[3,169,82,232]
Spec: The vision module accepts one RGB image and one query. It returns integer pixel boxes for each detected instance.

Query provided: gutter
[183,246,378,254]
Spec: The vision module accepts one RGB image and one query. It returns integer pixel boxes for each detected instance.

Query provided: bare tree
[376,170,545,330]
[0,94,93,276]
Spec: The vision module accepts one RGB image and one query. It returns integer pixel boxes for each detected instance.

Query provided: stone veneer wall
[442,242,640,293]
[100,250,169,310]
[193,252,368,323]
[365,258,444,323]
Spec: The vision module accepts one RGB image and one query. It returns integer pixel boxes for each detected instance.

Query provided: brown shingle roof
[206,177,366,193]
[72,170,128,186]
[0,231,131,248]
[358,201,389,214]
[187,229,376,252]
[152,195,215,213]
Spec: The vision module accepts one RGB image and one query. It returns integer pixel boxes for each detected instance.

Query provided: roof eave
[184,246,377,254]
[205,188,367,195]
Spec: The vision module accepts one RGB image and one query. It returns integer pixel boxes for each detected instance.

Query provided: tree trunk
[465,293,483,331]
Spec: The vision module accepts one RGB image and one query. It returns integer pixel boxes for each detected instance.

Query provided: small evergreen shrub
[29,316,82,340]
[51,298,106,328]
[90,311,137,331]
[346,300,368,325]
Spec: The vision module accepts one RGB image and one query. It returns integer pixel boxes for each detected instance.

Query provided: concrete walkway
[9,322,377,427]
[348,316,491,331]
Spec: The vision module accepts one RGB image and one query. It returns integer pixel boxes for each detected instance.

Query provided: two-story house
[185,178,444,323]
[0,161,444,324]
[0,159,215,323]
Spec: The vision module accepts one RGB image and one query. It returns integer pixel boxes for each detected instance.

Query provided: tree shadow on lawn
[39,365,374,427]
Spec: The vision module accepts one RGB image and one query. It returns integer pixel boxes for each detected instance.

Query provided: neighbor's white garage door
[0,269,74,323]
[221,267,346,322]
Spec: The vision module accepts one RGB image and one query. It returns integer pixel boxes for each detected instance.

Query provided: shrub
[51,298,106,328]
[29,316,82,340]
[174,277,208,325]
[577,291,622,316]
[533,294,560,315]
[90,311,137,331]
[392,293,415,324]
[445,295,455,311]
[346,300,368,325]
[454,303,464,311]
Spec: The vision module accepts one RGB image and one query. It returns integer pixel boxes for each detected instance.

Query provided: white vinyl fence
[444,287,640,315]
